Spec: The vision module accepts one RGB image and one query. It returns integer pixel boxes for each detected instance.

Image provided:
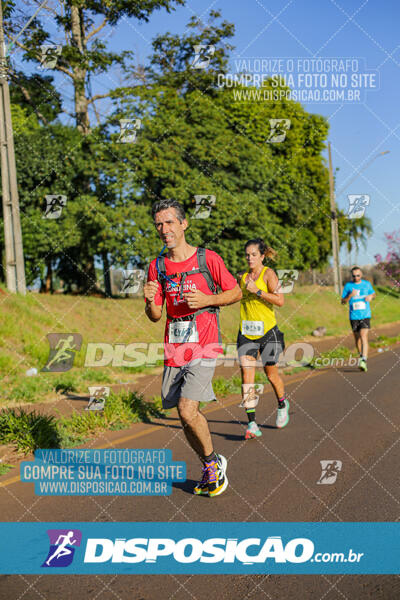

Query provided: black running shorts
[350,318,371,332]
[237,325,285,366]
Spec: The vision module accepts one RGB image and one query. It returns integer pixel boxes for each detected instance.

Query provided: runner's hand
[349,289,358,298]
[144,280,159,302]
[245,275,259,295]
[184,289,210,309]
[365,294,373,302]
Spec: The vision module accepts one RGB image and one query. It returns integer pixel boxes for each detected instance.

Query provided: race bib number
[242,320,264,336]
[168,321,199,343]
[353,301,366,311]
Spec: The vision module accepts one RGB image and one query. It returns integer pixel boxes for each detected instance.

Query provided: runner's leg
[353,330,362,355]
[240,354,256,385]
[178,397,228,497]
[264,364,284,400]
[177,397,213,458]
[359,327,369,359]
[239,355,262,437]
[265,364,289,428]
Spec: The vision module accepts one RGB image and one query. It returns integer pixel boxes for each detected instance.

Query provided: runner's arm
[260,269,284,307]
[144,280,163,322]
[206,283,242,307]
[341,291,357,304]
[145,300,163,322]
[341,284,355,304]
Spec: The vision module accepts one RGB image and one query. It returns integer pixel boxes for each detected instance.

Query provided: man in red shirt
[144,199,241,497]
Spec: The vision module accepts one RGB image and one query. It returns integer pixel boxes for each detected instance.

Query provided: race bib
[168,320,199,343]
[242,320,264,336]
[353,301,366,311]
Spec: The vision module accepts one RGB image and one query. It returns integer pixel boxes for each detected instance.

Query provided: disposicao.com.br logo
[82,536,363,565]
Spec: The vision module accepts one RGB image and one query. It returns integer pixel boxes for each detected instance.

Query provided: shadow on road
[173,479,203,495]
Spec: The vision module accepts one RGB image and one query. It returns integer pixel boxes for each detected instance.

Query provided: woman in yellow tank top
[237,238,289,439]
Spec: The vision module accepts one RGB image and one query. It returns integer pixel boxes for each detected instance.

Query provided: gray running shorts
[161,358,217,409]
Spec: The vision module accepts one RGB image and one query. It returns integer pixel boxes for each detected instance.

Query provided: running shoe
[193,465,209,496]
[276,400,290,429]
[359,359,368,372]
[206,454,228,498]
[245,421,262,439]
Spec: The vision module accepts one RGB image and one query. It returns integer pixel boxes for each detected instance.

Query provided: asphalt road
[0,344,399,599]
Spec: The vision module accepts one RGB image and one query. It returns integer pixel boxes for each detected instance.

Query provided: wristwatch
[256,289,262,297]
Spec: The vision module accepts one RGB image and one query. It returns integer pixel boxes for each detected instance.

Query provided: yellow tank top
[240,267,276,339]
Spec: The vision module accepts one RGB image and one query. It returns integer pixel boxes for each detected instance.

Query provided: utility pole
[0,1,26,294]
[328,142,342,295]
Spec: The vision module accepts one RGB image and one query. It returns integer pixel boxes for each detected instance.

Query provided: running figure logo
[119,269,145,294]
[266,119,291,143]
[118,119,141,143]
[39,45,62,69]
[347,194,370,219]
[42,333,82,372]
[43,195,67,219]
[276,269,299,293]
[317,460,342,485]
[86,386,110,411]
[191,45,215,69]
[42,529,82,568]
[192,195,216,219]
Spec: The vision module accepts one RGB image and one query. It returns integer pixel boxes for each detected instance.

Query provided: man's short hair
[151,199,186,223]
[351,266,362,274]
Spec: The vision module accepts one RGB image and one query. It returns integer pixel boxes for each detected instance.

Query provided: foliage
[0,408,61,453]
[0,391,166,454]
[375,229,400,290]
[1,6,374,289]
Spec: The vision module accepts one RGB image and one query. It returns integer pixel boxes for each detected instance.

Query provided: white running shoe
[245,421,262,439]
[276,400,290,429]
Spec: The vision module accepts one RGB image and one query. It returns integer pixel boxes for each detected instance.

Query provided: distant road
[0,345,399,598]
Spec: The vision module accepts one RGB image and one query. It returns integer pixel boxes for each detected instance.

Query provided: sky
[11,0,400,268]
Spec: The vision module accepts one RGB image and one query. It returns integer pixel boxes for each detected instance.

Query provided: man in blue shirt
[341,266,376,372]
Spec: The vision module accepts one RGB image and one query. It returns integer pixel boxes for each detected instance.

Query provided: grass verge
[0,463,14,476]
[0,392,166,455]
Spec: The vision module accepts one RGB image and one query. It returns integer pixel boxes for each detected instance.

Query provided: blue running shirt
[342,279,375,320]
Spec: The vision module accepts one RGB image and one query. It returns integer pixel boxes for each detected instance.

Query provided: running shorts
[161,358,217,409]
[236,325,285,366]
[350,318,371,332]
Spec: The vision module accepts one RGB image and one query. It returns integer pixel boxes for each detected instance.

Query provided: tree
[338,212,372,254]
[10,0,185,134]
[10,108,84,289]
[103,12,339,274]
[4,0,185,293]
[375,229,400,289]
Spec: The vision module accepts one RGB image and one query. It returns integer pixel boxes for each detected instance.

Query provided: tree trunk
[45,258,53,293]
[78,255,97,294]
[102,250,112,297]
[70,6,90,135]
[70,6,95,291]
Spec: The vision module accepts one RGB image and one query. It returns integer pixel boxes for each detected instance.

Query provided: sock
[204,451,217,464]
[246,409,256,423]
[278,396,286,409]
[361,356,367,361]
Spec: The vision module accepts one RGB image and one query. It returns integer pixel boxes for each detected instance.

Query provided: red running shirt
[146,249,237,366]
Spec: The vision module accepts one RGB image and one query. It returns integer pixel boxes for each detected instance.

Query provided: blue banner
[20,449,186,496]
[0,522,398,574]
